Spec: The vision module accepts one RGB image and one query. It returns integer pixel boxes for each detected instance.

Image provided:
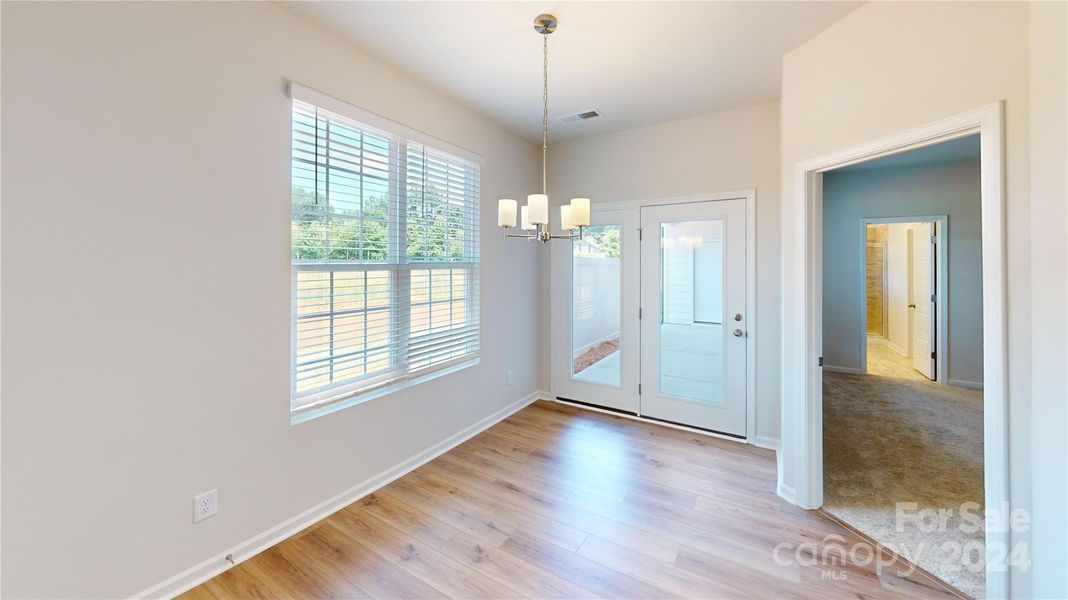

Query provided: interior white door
[553,209,639,413]
[639,199,746,436]
[910,222,936,380]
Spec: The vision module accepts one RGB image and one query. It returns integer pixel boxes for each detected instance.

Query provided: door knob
[732,329,744,337]
[734,313,743,321]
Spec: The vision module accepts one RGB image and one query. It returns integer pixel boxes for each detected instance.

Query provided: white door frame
[552,190,758,444]
[783,102,1006,598]
[859,215,948,382]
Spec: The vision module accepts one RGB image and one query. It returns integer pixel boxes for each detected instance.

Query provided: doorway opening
[820,134,985,598]
[861,218,948,382]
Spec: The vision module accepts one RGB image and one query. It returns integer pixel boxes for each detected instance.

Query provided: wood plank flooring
[182,401,958,599]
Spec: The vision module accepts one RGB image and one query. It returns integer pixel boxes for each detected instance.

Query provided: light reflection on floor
[550,413,637,511]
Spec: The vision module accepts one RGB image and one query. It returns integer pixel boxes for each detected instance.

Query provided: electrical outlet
[506,370,514,385]
[193,489,217,523]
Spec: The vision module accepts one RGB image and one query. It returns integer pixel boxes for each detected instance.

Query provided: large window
[290,86,480,414]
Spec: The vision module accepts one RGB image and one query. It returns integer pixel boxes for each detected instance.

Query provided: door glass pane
[660,220,724,405]
[572,225,621,386]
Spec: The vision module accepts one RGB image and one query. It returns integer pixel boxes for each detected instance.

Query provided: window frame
[288,83,482,422]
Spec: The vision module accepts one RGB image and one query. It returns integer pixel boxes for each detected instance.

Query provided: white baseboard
[823,364,864,375]
[752,435,780,451]
[885,340,908,357]
[133,390,544,600]
[777,481,797,505]
[948,379,983,390]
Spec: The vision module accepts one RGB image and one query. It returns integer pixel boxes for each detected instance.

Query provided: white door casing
[785,103,1007,599]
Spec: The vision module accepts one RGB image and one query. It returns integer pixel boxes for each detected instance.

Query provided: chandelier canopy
[497,14,590,243]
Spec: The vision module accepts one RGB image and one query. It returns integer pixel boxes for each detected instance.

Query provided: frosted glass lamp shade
[520,206,536,230]
[527,194,549,225]
[497,198,517,227]
[560,205,574,231]
[570,197,591,227]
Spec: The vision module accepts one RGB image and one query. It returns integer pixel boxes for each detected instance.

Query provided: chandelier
[497,14,590,243]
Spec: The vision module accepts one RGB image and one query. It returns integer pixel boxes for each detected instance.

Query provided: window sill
[290,356,480,426]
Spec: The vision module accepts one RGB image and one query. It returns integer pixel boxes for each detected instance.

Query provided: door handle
[732,329,745,337]
[908,303,916,308]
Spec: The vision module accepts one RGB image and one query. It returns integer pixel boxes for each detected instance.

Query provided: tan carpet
[823,338,984,598]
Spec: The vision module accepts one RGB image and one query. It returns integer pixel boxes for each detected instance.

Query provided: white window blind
[290,90,480,413]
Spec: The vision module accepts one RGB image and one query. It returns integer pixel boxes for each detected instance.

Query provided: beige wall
[780,2,1064,596]
[0,2,540,597]
[1027,2,1068,596]
[3,1,1065,598]
[546,102,781,443]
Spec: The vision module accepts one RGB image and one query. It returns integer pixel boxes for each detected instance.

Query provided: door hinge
[931,351,936,359]
[931,294,937,303]
[638,307,642,319]
[638,383,642,395]
[932,234,938,244]
[638,227,643,241]
[818,356,824,367]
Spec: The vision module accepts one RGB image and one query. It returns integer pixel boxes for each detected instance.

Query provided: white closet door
[910,222,936,380]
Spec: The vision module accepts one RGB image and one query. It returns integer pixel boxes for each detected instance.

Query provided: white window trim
[288,82,484,167]
[291,356,481,425]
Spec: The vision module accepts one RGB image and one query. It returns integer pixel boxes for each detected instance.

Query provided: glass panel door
[552,209,639,414]
[639,199,747,435]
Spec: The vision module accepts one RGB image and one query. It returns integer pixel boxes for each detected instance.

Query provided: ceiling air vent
[559,110,602,124]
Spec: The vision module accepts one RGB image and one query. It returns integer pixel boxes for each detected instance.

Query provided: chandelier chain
[542,32,548,194]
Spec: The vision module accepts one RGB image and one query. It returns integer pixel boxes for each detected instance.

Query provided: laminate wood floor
[182,401,959,599]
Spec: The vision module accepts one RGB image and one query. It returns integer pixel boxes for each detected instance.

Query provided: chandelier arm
[503,228,537,240]
[542,226,585,242]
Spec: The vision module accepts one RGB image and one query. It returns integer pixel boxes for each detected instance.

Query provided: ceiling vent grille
[559,110,601,124]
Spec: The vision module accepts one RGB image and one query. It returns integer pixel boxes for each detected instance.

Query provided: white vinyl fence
[572,255,621,356]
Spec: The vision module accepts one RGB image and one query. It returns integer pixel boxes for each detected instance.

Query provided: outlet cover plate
[194,489,217,523]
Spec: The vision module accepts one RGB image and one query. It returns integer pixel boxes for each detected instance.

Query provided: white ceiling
[280,1,863,142]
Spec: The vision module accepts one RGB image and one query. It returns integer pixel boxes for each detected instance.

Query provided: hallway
[866,337,935,381]
[823,337,984,598]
